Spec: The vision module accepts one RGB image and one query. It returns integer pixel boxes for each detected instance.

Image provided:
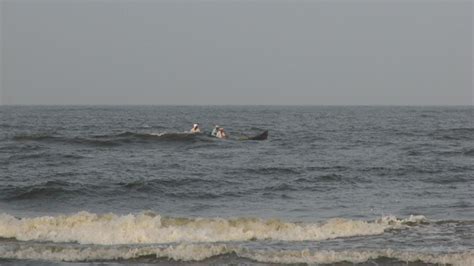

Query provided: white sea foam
[0,212,424,245]
[148,132,193,136]
[0,243,472,266]
[0,244,231,262]
[148,132,165,136]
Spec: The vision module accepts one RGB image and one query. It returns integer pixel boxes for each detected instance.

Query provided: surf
[0,211,425,245]
[0,241,472,265]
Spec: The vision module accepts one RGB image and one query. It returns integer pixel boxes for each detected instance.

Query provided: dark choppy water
[0,106,473,265]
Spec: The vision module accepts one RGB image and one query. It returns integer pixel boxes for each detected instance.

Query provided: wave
[2,178,238,201]
[119,178,222,189]
[0,122,13,128]
[6,152,85,161]
[295,174,345,184]
[118,178,239,199]
[0,211,426,245]
[0,242,472,265]
[104,131,204,141]
[408,147,474,157]
[119,181,240,199]
[431,128,474,141]
[463,148,474,156]
[0,181,100,201]
[13,133,57,141]
[263,183,297,192]
[13,134,120,147]
[244,166,302,176]
[12,132,210,146]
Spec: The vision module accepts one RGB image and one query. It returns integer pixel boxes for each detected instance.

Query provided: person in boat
[216,127,228,139]
[211,125,219,137]
[190,123,201,133]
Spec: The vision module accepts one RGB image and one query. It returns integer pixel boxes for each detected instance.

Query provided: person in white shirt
[190,123,201,133]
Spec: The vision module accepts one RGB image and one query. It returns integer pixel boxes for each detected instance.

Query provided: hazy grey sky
[1,0,472,105]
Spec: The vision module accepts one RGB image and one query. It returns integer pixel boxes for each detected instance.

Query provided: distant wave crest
[12,131,210,146]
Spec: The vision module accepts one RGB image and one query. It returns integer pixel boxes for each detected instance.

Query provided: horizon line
[0,103,472,107]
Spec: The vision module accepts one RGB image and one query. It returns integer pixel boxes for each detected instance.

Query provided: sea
[0,105,473,265]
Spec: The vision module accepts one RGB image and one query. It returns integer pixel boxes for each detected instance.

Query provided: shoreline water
[1,106,473,265]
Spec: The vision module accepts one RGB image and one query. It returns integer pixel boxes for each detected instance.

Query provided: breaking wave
[0,242,472,265]
[2,212,466,265]
[0,212,426,245]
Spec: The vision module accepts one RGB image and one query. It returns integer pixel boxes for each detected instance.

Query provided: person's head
[214,125,219,129]
[193,123,199,129]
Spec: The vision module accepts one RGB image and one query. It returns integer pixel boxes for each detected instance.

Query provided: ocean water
[0,105,473,265]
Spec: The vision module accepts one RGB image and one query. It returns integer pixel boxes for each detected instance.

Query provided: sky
[0,0,472,105]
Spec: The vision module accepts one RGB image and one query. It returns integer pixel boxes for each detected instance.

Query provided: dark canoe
[240,130,268,141]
